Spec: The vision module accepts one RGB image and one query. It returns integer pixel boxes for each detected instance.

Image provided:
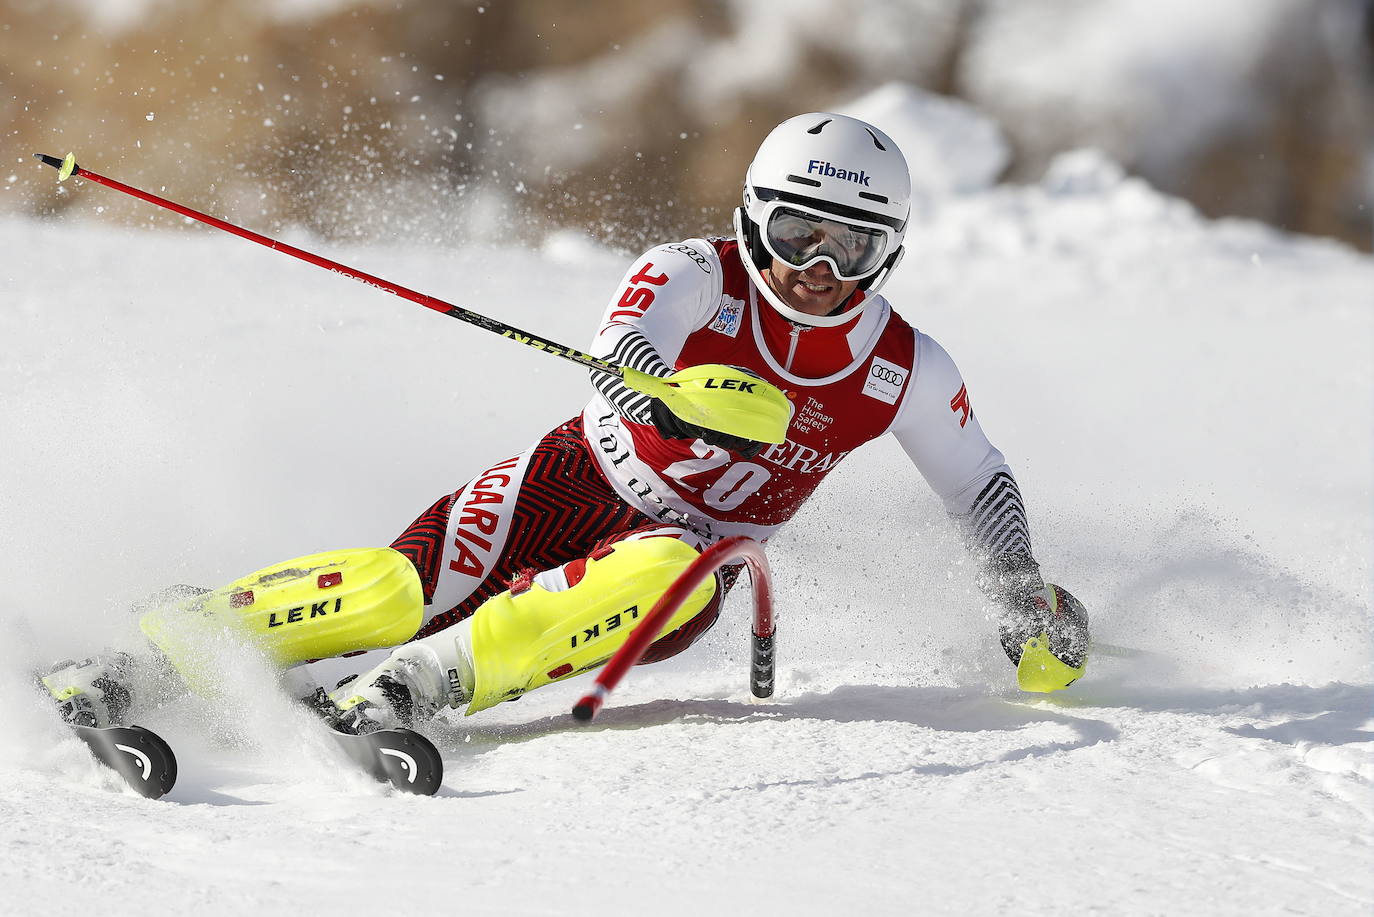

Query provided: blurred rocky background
[3,0,1371,251]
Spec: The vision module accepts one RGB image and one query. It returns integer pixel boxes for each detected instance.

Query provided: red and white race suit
[583,238,1022,544]
[392,238,1036,656]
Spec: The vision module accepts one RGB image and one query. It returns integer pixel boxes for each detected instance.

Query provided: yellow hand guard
[140,547,423,690]
[1016,633,1087,692]
[465,537,716,714]
[622,364,793,445]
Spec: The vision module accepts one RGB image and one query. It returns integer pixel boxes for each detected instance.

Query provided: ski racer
[44,112,1090,732]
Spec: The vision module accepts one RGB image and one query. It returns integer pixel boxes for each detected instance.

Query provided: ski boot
[330,633,473,735]
[40,654,138,728]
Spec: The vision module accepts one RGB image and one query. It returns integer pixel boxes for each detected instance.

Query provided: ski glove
[649,397,766,458]
[998,583,1090,693]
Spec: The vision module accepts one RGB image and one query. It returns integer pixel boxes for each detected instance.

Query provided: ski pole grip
[573,535,774,721]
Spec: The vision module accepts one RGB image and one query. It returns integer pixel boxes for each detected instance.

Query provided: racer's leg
[112,418,641,717]
[331,418,733,728]
[391,417,653,638]
[332,527,722,728]
[584,526,738,666]
[50,552,425,727]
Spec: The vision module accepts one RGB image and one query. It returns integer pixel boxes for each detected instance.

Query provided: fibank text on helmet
[807,161,871,186]
[870,365,903,384]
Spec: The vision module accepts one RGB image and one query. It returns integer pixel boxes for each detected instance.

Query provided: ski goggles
[757,201,895,281]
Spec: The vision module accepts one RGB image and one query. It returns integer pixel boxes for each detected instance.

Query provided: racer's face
[764,259,860,317]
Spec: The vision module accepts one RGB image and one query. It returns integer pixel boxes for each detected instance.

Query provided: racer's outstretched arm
[889,333,1089,690]
[887,335,1032,582]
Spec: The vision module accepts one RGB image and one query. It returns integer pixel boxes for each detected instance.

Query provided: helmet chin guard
[736,112,911,328]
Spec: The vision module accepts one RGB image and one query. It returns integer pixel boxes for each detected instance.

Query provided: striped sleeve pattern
[958,471,1043,602]
[965,471,1032,559]
[590,326,674,424]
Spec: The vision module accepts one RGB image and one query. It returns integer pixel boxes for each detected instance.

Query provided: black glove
[997,583,1090,670]
[649,398,766,458]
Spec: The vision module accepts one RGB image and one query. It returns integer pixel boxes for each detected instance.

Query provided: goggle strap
[754,187,906,233]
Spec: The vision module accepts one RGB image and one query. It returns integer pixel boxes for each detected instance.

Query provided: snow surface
[2,153,1372,914]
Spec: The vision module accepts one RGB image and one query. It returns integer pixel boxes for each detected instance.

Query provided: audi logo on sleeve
[862,357,908,404]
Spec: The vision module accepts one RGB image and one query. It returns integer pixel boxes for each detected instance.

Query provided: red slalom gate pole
[572,536,775,722]
[31,153,622,379]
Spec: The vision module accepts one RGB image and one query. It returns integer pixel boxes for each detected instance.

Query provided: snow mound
[841,82,1011,197]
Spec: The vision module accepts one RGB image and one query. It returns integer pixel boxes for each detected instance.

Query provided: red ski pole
[572,535,776,722]
[32,152,620,378]
[32,152,796,446]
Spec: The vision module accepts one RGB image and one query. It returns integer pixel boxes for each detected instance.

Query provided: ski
[71,723,178,800]
[329,727,443,796]
[67,715,436,798]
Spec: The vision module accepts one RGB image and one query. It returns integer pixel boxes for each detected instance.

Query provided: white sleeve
[890,333,1038,575]
[890,333,1008,511]
[588,240,722,422]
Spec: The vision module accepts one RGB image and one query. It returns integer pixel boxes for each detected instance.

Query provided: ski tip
[73,723,178,800]
[332,727,444,796]
[32,152,77,181]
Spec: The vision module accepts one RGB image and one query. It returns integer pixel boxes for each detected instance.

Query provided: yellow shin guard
[140,548,423,688]
[465,537,715,714]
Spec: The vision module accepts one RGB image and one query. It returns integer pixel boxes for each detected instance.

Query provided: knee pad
[465,537,715,714]
[140,547,423,688]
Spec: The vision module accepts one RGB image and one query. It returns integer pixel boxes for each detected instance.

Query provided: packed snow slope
[2,152,1371,915]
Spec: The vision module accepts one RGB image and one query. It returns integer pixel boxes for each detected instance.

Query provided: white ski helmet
[734,112,911,327]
